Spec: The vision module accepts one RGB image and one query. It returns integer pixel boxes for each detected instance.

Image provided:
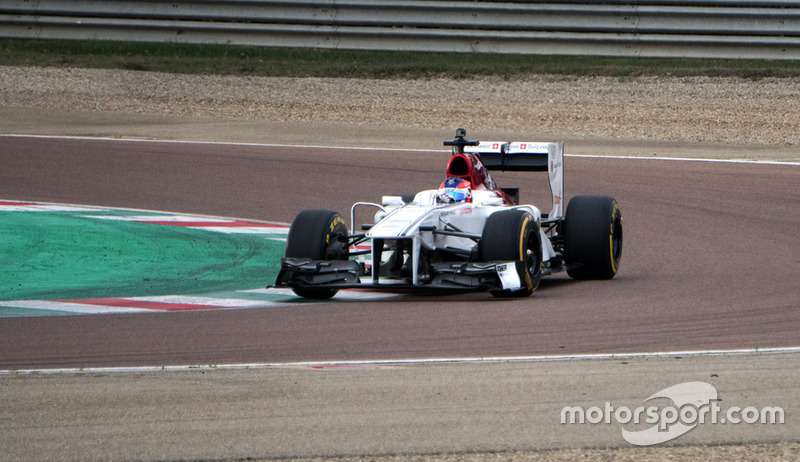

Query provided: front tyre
[564,195,623,280]
[480,210,542,297]
[285,209,349,299]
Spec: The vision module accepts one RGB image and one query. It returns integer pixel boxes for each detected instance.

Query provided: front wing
[274,257,529,293]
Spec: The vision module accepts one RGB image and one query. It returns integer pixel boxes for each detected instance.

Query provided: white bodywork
[365,199,557,276]
[279,136,571,295]
[353,137,564,287]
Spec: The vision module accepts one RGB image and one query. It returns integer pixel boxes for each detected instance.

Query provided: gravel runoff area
[3,65,798,461]
[2,65,800,155]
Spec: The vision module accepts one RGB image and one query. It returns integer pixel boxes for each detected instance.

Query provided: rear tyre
[480,210,542,297]
[564,195,622,280]
[285,209,349,299]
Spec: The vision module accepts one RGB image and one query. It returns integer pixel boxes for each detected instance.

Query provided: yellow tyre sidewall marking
[519,215,534,291]
[609,203,620,275]
[325,215,345,258]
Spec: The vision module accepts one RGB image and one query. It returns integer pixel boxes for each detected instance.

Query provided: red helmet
[438,177,472,202]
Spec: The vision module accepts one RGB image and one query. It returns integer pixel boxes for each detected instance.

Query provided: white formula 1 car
[275,128,622,298]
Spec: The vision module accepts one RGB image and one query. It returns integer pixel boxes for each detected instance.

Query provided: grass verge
[2,38,800,79]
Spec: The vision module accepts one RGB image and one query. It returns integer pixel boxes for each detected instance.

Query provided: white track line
[3,346,800,375]
[84,215,233,222]
[124,295,280,308]
[2,134,799,166]
[0,198,290,227]
[568,153,800,166]
[0,204,114,212]
[0,300,151,315]
[0,134,440,153]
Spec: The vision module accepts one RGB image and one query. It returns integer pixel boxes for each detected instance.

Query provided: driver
[437,177,472,203]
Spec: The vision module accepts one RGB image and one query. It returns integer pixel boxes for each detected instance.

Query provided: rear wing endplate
[465,141,564,218]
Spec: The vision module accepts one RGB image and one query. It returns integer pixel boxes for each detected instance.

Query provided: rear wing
[465,141,564,219]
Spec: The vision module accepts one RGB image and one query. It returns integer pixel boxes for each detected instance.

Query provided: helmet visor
[443,187,470,202]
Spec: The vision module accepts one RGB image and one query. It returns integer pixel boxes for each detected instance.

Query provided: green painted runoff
[1,211,284,301]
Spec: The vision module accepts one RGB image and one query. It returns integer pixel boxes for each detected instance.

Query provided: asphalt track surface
[1,135,798,370]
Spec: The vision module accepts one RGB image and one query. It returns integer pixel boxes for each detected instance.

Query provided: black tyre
[564,195,622,280]
[285,209,349,299]
[479,210,542,297]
